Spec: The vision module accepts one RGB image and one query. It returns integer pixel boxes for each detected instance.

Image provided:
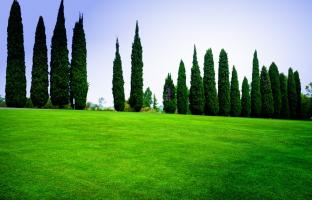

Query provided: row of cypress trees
[112,22,144,112]
[5,0,88,109]
[162,47,303,119]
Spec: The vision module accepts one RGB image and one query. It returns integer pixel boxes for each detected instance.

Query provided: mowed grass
[0,109,311,200]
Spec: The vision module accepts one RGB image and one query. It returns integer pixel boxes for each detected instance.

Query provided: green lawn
[0,109,311,199]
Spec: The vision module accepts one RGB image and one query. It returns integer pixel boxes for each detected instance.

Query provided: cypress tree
[203,48,218,115]
[241,77,251,117]
[294,71,301,118]
[269,62,281,118]
[70,15,88,110]
[288,68,297,119]
[251,51,261,117]
[230,66,241,116]
[112,38,125,111]
[50,0,69,107]
[163,74,176,113]
[30,16,48,108]
[177,60,188,114]
[279,73,289,119]
[218,49,230,116]
[129,21,144,112]
[189,46,204,115]
[260,66,274,117]
[143,87,152,108]
[5,0,26,107]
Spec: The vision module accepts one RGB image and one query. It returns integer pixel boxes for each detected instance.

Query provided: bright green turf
[0,109,311,199]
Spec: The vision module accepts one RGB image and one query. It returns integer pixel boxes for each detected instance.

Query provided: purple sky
[1,0,311,106]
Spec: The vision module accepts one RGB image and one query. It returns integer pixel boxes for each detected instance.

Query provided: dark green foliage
[143,87,152,108]
[177,60,188,114]
[30,17,49,108]
[163,74,176,113]
[112,39,125,111]
[50,0,69,107]
[269,62,281,118]
[251,51,261,117]
[218,49,230,116]
[5,0,26,107]
[203,49,218,115]
[189,46,204,115]
[230,66,241,116]
[294,71,301,118]
[288,68,297,119]
[129,21,144,112]
[153,94,158,110]
[70,16,88,110]
[241,77,251,117]
[279,73,289,119]
[260,66,274,118]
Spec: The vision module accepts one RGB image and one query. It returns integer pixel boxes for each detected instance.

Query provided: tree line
[161,48,311,119]
[5,0,87,109]
[3,1,312,119]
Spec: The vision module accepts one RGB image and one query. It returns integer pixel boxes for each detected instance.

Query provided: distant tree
[189,46,204,115]
[288,68,297,119]
[177,60,188,114]
[30,16,49,108]
[203,48,218,115]
[269,62,281,118]
[5,0,26,107]
[70,15,88,110]
[241,77,251,117]
[260,66,274,118]
[163,74,176,113]
[50,0,69,107]
[98,97,105,110]
[279,73,289,119]
[305,83,312,118]
[112,38,125,111]
[294,71,301,118]
[218,49,230,116]
[153,94,158,110]
[306,82,312,97]
[129,21,144,112]
[230,66,241,116]
[143,87,153,108]
[251,50,261,117]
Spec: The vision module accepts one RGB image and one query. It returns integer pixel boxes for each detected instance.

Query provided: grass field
[0,109,311,199]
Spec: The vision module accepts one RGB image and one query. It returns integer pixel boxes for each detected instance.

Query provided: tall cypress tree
[203,48,218,115]
[30,16,48,108]
[294,71,301,119]
[230,66,241,116]
[288,68,297,119]
[50,0,69,107]
[163,74,176,113]
[260,66,274,118]
[241,77,251,117]
[177,60,188,114]
[70,15,88,110]
[251,50,261,117]
[269,62,281,118]
[112,38,125,111]
[129,21,144,112]
[5,0,26,107]
[279,73,289,119]
[189,46,204,115]
[218,49,230,116]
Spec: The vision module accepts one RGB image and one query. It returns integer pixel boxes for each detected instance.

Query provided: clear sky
[0,0,311,106]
